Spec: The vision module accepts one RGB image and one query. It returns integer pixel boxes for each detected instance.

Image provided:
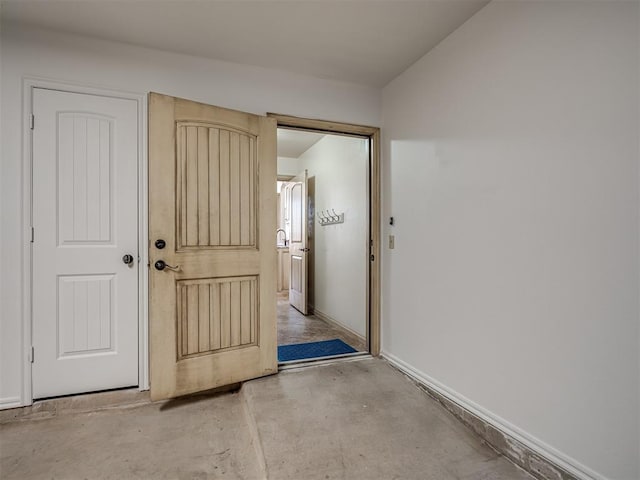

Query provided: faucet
[276,229,288,246]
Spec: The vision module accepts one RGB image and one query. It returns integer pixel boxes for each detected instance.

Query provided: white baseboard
[381,350,607,480]
[0,397,22,410]
[313,309,366,344]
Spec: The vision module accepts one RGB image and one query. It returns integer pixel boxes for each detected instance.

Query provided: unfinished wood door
[32,88,139,398]
[288,170,308,314]
[149,93,277,401]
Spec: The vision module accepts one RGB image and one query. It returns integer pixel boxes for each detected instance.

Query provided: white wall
[381,2,639,479]
[0,24,380,407]
[298,135,369,338]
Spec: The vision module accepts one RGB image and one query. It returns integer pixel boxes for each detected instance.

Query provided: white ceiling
[277,128,324,158]
[0,0,489,87]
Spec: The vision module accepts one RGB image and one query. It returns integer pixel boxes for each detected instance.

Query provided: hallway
[0,359,533,480]
[277,294,367,353]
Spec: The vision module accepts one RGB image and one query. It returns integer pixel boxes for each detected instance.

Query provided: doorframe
[267,113,381,356]
[21,77,148,406]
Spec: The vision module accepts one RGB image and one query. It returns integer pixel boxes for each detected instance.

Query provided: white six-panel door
[32,88,139,398]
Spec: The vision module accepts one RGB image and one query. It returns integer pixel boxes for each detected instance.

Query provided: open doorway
[275,127,370,363]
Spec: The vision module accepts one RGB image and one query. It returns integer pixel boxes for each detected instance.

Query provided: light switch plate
[389,235,395,249]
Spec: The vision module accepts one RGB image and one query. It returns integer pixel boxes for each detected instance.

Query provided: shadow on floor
[158,382,242,411]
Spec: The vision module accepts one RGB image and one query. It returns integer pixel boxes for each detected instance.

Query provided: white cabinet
[277,247,290,292]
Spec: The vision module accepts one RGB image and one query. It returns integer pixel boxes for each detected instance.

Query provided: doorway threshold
[0,387,147,424]
[278,351,371,371]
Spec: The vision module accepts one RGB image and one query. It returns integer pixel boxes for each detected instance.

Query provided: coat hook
[317,209,344,226]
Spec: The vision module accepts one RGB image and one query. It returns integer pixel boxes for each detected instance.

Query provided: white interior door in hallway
[31,88,139,399]
[288,170,308,315]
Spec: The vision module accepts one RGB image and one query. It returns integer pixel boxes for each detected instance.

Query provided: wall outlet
[389,235,395,249]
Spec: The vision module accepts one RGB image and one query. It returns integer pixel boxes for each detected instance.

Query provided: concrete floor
[0,359,532,480]
[277,294,367,352]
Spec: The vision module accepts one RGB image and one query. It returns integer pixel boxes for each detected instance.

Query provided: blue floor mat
[278,339,357,362]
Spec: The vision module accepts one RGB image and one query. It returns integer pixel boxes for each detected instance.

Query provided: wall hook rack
[317,209,344,226]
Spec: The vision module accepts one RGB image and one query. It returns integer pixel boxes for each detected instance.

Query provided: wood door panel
[176,276,257,360]
[149,93,276,400]
[176,122,257,250]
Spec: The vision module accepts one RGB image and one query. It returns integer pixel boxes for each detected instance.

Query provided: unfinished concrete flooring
[1,359,533,480]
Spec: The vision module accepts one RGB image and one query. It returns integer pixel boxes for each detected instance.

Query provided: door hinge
[370,254,375,262]
[30,346,34,363]
[29,114,34,130]
[30,227,34,243]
